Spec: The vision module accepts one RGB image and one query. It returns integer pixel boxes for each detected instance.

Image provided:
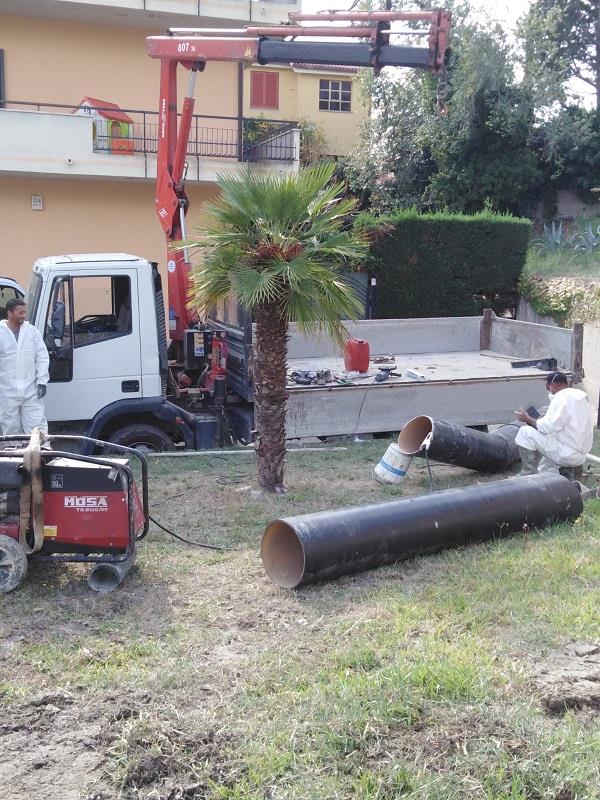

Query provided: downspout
[237,63,244,161]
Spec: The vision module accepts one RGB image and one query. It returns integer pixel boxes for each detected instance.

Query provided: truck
[0,259,582,451]
[2,12,583,450]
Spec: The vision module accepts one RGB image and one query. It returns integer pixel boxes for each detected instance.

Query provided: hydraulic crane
[145,8,451,374]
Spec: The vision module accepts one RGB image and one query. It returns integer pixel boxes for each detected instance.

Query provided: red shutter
[250,71,278,109]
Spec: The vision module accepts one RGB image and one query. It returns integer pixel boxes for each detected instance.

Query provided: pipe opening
[88,563,122,593]
[398,415,432,455]
[261,521,305,589]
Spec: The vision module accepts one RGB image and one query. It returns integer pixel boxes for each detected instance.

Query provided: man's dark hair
[6,298,25,314]
[546,371,568,386]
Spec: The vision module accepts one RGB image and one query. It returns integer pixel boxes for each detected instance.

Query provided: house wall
[295,71,366,157]
[1,14,238,117]
[243,65,366,157]
[0,175,218,289]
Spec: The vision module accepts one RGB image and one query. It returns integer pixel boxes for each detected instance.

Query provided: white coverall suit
[515,387,594,473]
[0,320,50,435]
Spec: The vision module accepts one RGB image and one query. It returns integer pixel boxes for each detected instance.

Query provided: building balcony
[0,102,299,183]
[0,0,299,28]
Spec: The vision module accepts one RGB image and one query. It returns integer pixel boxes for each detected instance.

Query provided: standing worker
[0,298,49,435]
[515,371,593,475]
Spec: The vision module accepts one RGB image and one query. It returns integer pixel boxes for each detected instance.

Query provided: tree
[425,24,542,213]
[537,105,600,201]
[341,19,541,215]
[187,164,367,493]
[519,0,600,109]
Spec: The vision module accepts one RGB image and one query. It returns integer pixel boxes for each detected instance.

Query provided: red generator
[0,431,148,593]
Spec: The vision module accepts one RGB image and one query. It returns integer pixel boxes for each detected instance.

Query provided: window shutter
[250,71,278,109]
[264,72,278,109]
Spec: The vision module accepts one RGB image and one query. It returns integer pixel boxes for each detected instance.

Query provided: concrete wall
[0,175,218,289]
[582,321,600,424]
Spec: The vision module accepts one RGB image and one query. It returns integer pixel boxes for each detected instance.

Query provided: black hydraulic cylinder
[261,474,583,588]
[398,415,521,473]
[257,40,431,69]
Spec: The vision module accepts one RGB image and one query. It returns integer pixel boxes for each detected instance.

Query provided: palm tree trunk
[254,301,289,492]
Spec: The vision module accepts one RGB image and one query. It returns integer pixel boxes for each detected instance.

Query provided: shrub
[355,208,531,318]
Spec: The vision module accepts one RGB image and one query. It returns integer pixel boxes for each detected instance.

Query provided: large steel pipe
[261,475,582,588]
[398,415,520,473]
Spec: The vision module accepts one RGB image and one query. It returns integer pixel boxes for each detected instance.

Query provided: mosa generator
[0,430,148,593]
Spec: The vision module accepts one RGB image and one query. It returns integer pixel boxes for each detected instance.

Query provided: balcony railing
[4,101,298,163]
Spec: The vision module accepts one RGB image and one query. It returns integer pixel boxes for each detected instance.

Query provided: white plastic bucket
[373,443,413,485]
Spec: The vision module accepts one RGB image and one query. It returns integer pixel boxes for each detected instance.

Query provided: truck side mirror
[51,301,65,345]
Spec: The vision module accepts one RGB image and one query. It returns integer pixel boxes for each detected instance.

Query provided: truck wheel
[108,424,174,454]
[0,535,28,593]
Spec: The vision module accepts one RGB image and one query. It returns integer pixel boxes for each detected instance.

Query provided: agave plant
[532,220,567,254]
[571,222,600,254]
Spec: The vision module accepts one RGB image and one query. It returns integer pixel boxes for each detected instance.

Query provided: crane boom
[147,9,451,345]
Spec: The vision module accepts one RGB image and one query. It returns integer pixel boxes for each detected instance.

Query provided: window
[0,286,21,321]
[250,71,279,110]
[319,79,352,112]
[44,277,73,383]
[71,275,132,348]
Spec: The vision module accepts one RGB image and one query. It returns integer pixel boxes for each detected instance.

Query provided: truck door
[43,271,142,422]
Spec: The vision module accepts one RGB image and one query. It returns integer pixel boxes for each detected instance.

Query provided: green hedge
[354,209,531,318]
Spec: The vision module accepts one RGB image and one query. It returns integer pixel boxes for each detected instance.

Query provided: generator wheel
[108,424,174,454]
[0,535,28,593]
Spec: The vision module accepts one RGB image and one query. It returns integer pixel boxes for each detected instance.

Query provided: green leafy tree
[342,18,541,214]
[519,0,600,109]
[537,105,600,203]
[426,24,541,213]
[187,164,367,493]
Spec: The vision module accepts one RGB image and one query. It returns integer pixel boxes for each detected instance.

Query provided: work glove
[36,385,47,399]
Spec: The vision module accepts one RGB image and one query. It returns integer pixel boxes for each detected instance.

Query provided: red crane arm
[148,10,451,342]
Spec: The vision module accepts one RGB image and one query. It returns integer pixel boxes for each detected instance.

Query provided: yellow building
[0,0,302,289]
[243,63,367,159]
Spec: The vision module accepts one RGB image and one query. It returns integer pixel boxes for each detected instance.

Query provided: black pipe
[398,415,521,473]
[261,474,583,588]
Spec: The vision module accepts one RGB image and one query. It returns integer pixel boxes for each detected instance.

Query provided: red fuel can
[344,338,370,372]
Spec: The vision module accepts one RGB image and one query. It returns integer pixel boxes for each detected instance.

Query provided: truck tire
[108,424,174,454]
[0,535,28,593]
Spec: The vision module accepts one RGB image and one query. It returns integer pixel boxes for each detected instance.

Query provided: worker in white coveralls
[0,297,49,435]
[515,371,593,475]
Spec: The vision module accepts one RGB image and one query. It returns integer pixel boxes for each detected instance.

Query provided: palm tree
[186,163,367,493]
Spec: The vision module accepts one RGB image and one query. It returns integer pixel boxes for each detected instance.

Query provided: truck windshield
[27,273,43,324]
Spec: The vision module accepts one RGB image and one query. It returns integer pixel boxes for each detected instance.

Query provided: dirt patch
[0,688,104,800]
[536,643,600,713]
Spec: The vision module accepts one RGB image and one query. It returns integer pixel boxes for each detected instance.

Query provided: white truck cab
[17,254,212,452]
[28,254,163,423]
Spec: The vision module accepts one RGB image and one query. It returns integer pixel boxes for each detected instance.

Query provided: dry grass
[1,438,600,799]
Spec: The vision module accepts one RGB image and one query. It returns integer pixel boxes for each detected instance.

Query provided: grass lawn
[524,249,600,280]
[2,439,600,800]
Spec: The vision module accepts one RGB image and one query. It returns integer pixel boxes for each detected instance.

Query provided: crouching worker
[515,371,593,476]
[0,298,49,435]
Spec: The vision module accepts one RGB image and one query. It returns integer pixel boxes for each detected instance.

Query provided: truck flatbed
[277,314,581,439]
[287,349,545,387]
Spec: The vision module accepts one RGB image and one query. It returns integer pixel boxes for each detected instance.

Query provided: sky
[301,0,534,28]
[299,0,594,105]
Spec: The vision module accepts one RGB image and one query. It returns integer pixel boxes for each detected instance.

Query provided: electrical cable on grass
[149,515,225,551]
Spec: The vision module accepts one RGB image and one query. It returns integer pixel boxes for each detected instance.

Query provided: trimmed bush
[355,209,531,318]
